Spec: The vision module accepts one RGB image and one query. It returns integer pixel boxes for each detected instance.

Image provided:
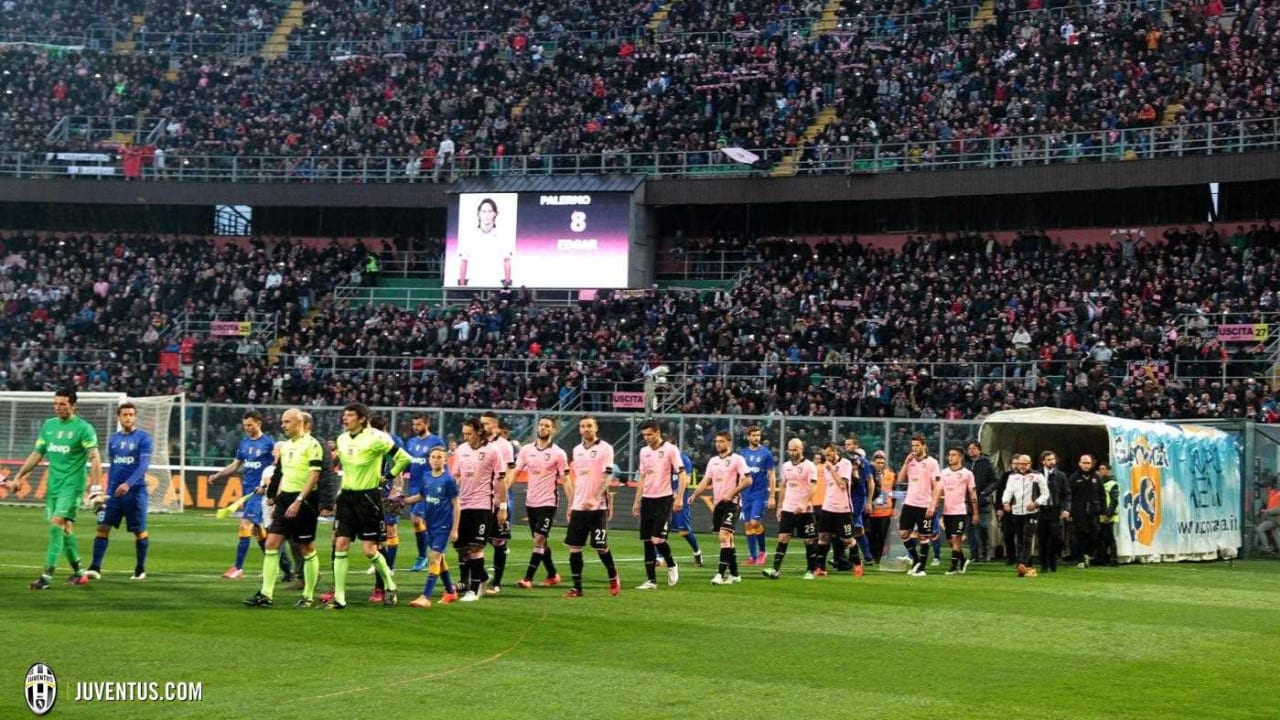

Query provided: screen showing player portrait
[444,192,630,288]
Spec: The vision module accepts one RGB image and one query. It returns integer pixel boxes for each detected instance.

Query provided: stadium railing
[7,117,1277,182]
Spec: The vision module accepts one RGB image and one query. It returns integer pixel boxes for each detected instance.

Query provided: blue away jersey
[107,429,153,494]
[236,434,276,492]
[739,445,776,497]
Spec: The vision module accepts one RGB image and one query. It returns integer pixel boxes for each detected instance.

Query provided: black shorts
[564,509,609,549]
[527,506,556,537]
[489,510,513,541]
[943,514,969,539]
[820,510,855,539]
[334,489,385,543]
[778,511,817,539]
[899,504,937,537]
[266,491,319,543]
[712,501,740,533]
[455,509,490,549]
[639,496,673,540]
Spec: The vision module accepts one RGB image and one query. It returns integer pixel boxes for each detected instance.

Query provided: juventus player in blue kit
[408,447,461,607]
[404,414,446,572]
[210,410,290,580]
[739,427,777,566]
[666,450,703,567]
[86,403,152,580]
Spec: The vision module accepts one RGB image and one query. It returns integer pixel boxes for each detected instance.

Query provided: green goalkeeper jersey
[34,415,98,489]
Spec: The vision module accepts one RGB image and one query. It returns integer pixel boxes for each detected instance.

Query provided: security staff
[1036,451,1071,573]
[1067,453,1104,568]
[1095,462,1120,566]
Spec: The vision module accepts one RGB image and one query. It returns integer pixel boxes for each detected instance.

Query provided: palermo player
[690,431,752,586]
[817,443,865,577]
[481,412,517,595]
[764,438,817,579]
[936,447,978,575]
[899,434,942,578]
[407,447,461,607]
[632,419,688,590]
[86,402,153,581]
[562,416,622,598]
[452,417,504,602]
[515,416,568,589]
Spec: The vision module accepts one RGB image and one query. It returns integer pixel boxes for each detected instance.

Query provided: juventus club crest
[24,663,56,716]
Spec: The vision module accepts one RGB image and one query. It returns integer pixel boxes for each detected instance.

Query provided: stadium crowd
[2,0,1277,175]
[1,225,1276,423]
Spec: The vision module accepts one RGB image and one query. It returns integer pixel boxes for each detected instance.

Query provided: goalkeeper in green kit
[4,388,104,589]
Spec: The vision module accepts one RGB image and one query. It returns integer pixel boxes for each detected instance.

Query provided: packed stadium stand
[1,225,1275,422]
[2,0,1278,176]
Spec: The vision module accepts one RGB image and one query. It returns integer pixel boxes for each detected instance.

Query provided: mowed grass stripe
[1,507,1278,720]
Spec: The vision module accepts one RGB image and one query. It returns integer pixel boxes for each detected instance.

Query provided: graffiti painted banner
[1109,419,1241,561]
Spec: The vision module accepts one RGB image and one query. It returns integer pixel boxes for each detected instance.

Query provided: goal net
[0,392,185,513]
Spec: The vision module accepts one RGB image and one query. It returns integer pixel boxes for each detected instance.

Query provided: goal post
[0,392,185,513]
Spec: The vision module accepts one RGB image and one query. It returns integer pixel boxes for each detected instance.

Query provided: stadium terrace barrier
[8,117,1278,183]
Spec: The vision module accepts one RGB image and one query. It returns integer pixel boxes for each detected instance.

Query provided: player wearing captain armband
[6,388,104,590]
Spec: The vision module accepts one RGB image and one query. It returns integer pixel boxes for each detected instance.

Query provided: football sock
[598,550,618,580]
[848,542,863,566]
[817,543,830,570]
[45,525,65,574]
[302,551,318,600]
[457,550,471,589]
[746,534,758,557]
[570,552,584,592]
[441,567,456,594]
[718,547,730,577]
[414,527,428,560]
[234,536,251,569]
[333,551,349,605]
[656,541,676,568]
[643,541,657,582]
[91,534,108,570]
[804,543,816,571]
[468,557,487,594]
[525,550,542,583]
[772,541,789,571]
[905,540,920,566]
[134,532,149,573]
[261,549,280,599]
[542,546,557,578]
[385,537,399,570]
[683,532,701,553]
[727,548,739,577]
[370,551,396,592]
[757,533,767,557]
[492,544,508,586]
[63,531,82,573]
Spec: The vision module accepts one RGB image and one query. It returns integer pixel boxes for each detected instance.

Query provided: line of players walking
[85,405,1123,607]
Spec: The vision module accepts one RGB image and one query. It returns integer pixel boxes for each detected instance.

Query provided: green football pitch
[1,506,1277,720]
